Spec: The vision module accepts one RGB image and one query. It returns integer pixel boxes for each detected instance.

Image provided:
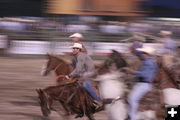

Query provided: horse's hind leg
[40,104,50,117]
[59,101,71,115]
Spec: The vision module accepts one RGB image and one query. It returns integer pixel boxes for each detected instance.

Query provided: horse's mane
[110,50,127,68]
[97,50,127,75]
[48,54,69,65]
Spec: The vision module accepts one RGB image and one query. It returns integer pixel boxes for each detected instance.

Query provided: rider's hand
[65,75,70,80]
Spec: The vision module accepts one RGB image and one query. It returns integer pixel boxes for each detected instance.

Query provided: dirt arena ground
[0,57,108,120]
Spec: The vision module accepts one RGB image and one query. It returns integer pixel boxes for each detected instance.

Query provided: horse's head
[41,54,56,76]
[41,54,69,76]
[95,50,128,102]
[104,50,127,69]
[97,50,127,75]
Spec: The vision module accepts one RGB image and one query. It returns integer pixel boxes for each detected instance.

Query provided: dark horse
[36,79,97,120]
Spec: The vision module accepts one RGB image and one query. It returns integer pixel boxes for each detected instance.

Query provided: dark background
[0,0,180,17]
[141,0,180,17]
[0,0,43,17]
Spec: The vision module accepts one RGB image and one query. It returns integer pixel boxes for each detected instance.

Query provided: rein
[54,63,63,72]
[53,63,66,82]
[103,96,123,105]
[54,75,66,81]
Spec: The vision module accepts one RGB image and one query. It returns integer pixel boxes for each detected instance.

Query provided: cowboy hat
[159,30,172,36]
[69,33,83,38]
[70,43,82,49]
[136,46,155,55]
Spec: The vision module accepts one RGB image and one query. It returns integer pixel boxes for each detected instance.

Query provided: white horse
[94,50,157,120]
[95,70,127,120]
[95,70,157,120]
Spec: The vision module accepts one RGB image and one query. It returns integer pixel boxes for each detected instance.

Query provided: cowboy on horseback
[69,33,87,53]
[124,46,157,120]
[69,33,87,70]
[65,43,102,107]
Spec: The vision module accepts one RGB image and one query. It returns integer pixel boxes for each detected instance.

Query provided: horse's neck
[54,59,71,76]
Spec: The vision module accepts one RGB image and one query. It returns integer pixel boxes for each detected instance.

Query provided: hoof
[75,114,84,118]
[41,107,51,117]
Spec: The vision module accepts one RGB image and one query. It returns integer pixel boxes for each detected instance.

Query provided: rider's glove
[65,75,70,80]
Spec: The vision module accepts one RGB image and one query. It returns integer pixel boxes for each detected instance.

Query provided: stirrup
[93,100,102,106]
[93,100,104,111]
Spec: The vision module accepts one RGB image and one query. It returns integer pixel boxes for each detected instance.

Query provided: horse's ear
[111,49,122,56]
[46,53,50,58]
[111,49,119,54]
[36,89,40,94]
[39,89,43,94]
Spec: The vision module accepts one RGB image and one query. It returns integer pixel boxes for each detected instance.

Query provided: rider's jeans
[83,81,101,101]
[128,82,152,120]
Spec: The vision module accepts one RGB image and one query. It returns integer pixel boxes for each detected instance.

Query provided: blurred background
[0,0,179,56]
[0,1,179,120]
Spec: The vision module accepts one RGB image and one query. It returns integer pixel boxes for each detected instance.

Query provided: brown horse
[38,54,106,119]
[41,54,100,96]
[36,78,102,120]
[150,56,180,119]
[41,54,71,83]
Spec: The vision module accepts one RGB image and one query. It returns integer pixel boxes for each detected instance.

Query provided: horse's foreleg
[59,101,71,115]
[86,114,95,120]
[50,101,71,120]
[38,90,51,117]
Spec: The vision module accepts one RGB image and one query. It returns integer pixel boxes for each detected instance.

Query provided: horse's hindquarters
[163,88,180,105]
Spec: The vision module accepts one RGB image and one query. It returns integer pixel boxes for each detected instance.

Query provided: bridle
[46,63,65,82]
[54,63,63,72]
